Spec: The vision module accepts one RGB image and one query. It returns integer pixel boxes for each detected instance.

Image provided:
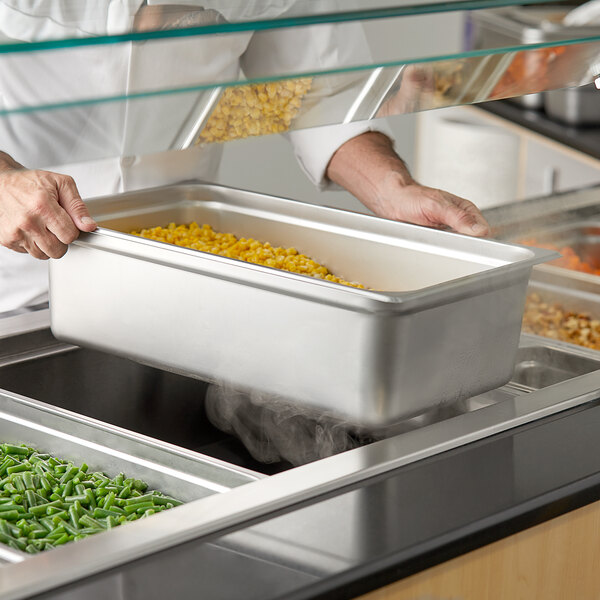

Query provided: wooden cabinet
[356,499,600,600]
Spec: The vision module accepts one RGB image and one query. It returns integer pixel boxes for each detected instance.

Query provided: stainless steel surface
[220,335,600,576]
[0,386,261,564]
[1,333,600,599]
[485,188,600,290]
[0,332,284,476]
[344,66,405,122]
[508,219,600,288]
[0,303,50,340]
[171,87,223,150]
[528,268,600,315]
[484,185,600,235]
[49,183,553,426]
[545,83,600,125]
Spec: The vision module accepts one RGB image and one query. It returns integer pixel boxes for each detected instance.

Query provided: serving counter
[5,2,600,597]
[3,235,600,599]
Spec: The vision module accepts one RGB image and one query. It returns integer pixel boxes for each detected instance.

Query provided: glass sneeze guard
[2,0,600,170]
[0,0,566,50]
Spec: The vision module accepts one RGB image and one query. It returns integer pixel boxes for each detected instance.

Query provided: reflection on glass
[4,37,600,169]
[0,0,565,49]
[2,0,600,171]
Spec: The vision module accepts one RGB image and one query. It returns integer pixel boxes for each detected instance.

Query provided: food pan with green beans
[0,443,183,554]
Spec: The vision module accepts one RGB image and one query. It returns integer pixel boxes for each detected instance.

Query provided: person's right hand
[0,167,97,260]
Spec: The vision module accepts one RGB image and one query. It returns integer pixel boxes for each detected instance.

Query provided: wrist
[0,152,24,173]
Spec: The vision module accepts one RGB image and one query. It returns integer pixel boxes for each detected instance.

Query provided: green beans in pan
[0,443,183,554]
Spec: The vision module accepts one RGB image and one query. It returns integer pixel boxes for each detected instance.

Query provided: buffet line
[1,184,600,598]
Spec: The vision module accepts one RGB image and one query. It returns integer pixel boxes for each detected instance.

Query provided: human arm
[0,152,97,260]
[326,132,490,237]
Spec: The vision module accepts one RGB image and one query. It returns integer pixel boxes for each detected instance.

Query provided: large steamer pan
[49,183,552,426]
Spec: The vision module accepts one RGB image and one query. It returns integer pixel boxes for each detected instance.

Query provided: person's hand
[365,172,490,236]
[326,132,490,237]
[0,155,97,260]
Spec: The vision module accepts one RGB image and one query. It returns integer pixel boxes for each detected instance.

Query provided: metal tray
[512,220,600,287]
[528,268,600,314]
[49,183,552,426]
[0,388,261,562]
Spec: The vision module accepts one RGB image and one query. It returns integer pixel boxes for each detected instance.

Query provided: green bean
[93,508,121,520]
[118,486,131,499]
[59,466,79,486]
[123,494,156,506]
[123,502,154,515]
[0,458,13,477]
[39,517,54,533]
[22,472,34,491]
[2,445,29,456]
[29,501,62,517]
[0,503,23,513]
[103,492,116,510]
[64,495,87,504]
[63,480,74,498]
[53,533,70,546]
[152,496,183,507]
[85,489,96,509]
[0,443,183,553]
[12,476,25,492]
[1,511,22,521]
[6,464,29,475]
[78,515,105,531]
[32,492,46,504]
[47,526,66,539]
[50,511,69,522]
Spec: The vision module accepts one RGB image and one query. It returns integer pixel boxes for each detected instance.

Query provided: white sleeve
[241,16,395,190]
[286,121,394,190]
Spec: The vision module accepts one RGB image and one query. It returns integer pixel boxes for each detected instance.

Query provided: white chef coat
[0,1,390,312]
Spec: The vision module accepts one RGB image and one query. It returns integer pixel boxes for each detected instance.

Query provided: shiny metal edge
[0,308,50,340]
[1,369,599,599]
[0,388,264,491]
[71,226,555,307]
[72,182,556,312]
[174,87,223,150]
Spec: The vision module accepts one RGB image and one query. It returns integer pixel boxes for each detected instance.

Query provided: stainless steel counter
[1,308,600,599]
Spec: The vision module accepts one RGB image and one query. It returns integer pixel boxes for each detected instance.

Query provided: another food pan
[0,388,262,561]
[523,268,600,352]
[516,220,600,286]
[49,183,553,426]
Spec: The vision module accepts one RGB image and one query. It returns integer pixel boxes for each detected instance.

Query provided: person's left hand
[326,131,490,237]
[365,171,490,236]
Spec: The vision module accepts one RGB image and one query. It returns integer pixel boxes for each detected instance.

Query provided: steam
[205,384,375,467]
[205,385,472,468]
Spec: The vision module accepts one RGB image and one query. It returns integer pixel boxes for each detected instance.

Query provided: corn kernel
[197,78,313,143]
[131,222,364,288]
